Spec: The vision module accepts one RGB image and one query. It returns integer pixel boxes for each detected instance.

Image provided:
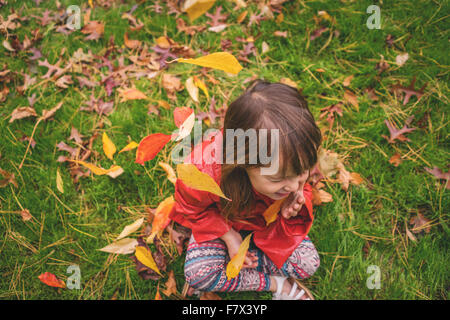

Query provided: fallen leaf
[193,76,209,99]
[173,110,195,142]
[177,163,230,200]
[56,168,64,193]
[391,77,427,105]
[135,246,162,275]
[342,75,353,87]
[424,166,450,189]
[102,132,116,160]
[383,118,416,143]
[395,53,409,66]
[9,107,38,123]
[409,213,432,234]
[124,32,141,49]
[155,283,163,300]
[343,90,359,111]
[389,153,403,167]
[159,162,177,184]
[41,101,63,121]
[177,52,243,75]
[116,217,145,241]
[118,87,148,102]
[135,133,172,165]
[226,233,252,280]
[98,238,138,254]
[70,160,122,176]
[0,167,18,188]
[185,76,199,102]
[162,270,177,297]
[38,272,66,288]
[200,292,222,300]
[183,0,216,21]
[162,73,183,101]
[147,196,175,243]
[119,141,139,153]
[20,209,33,222]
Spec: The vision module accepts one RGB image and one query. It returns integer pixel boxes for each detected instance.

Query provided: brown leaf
[389,153,402,167]
[162,270,177,297]
[391,77,427,105]
[20,209,33,222]
[41,101,63,121]
[0,167,18,188]
[9,107,38,123]
[162,74,183,101]
[343,90,359,111]
[424,166,450,189]
[409,213,432,234]
[124,32,141,49]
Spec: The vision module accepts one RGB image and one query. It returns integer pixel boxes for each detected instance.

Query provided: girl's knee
[283,242,320,279]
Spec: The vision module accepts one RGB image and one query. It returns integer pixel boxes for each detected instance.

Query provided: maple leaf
[38,58,64,79]
[319,102,343,129]
[382,117,416,143]
[205,5,228,27]
[391,77,427,105]
[0,167,18,188]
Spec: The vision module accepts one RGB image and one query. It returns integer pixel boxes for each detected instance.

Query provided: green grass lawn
[0,0,448,300]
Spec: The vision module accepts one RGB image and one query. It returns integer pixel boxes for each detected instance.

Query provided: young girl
[169,80,322,300]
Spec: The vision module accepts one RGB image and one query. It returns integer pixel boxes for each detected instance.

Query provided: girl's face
[246,163,310,201]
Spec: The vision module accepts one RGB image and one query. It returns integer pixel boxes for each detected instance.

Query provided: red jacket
[169,130,314,269]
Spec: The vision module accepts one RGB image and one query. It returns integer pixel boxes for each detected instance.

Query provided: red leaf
[135,133,172,165]
[38,272,66,288]
[173,107,194,128]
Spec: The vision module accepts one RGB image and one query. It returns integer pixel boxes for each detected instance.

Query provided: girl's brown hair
[219,79,322,221]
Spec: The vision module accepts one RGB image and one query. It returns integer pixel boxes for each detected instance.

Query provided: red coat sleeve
[253,183,314,268]
[169,178,231,243]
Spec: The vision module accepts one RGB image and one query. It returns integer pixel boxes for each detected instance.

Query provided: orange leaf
[102,132,116,160]
[118,87,148,102]
[135,133,172,165]
[162,270,177,297]
[173,107,194,128]
[38,272,66,288]
[262,199,284,225]
[119,141,139,154]
[124,32,141,49]
[147,196,175,243]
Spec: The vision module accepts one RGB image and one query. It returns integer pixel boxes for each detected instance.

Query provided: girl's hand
[280,190,305,219]
[220,229,258,269]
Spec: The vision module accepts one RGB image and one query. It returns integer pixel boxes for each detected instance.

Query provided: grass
[0,0,448,300]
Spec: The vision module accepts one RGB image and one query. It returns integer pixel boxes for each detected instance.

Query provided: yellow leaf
[177,52,243,75]
[183,0,216,21]
[159,162,177,184]
[193,76,209,99]
[70,160,121,176]
[56,168,64,193]
[119,141,139,153]
[102,132,116,160]
[135,246,162,275]
[177,164,231,200]
[226,233,252,280]
[262,199,284,225]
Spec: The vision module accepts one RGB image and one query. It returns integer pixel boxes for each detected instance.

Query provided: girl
[169,80,322,300]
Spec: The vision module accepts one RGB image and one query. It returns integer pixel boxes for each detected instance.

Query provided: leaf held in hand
[263,199,284,225]
[38,272,66,288]
[177,163,230,200]
[135,133,172,165]
[177,52,243,75]
[226,233,252,280]
[135,246,162,275]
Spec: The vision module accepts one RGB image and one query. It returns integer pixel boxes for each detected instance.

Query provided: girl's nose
[282,179,300,193]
